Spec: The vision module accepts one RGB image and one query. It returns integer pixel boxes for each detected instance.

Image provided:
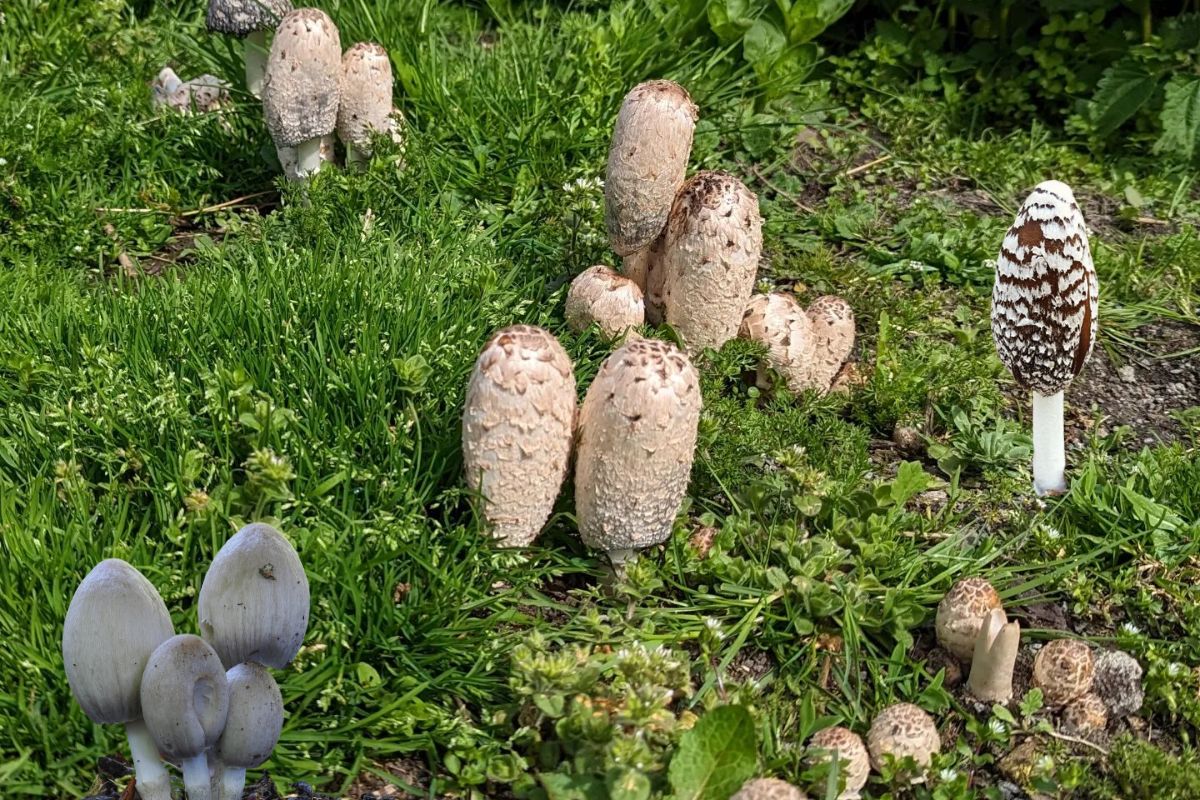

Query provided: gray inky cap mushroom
[217,662,284,800]
[462,325,576,548]
[935,577,1002,663]
[739,293,816,395]
[991,180,1097,496]
[575,338,701,564]
[337,42,394,165]
[63,559,175,800]
[261,8,341,179]
[661,171,763,354]
[1092,649,1143,718]
[1032,638,1094,708]
[807,726,869,799]
[206,0,293,98]
[731,778,808,800]
[140,634,230,800]
[199,522,310,669]
[565,265,645,339]
[866,703,940,782]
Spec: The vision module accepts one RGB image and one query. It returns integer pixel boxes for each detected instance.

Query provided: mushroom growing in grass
[866,703,940,782]
[199,522,310,669]
[731,778,808,800]
[807,726,869,799]
[935,577,1002,663]
[1032,638,1094,708]
[63,560,176,800]
[575,338,701,565]
[738,293,816,394]
[205,0,293,98]
[661,171,763,353]
[805,296,856,393]
[140,635,230,800]
[565,265,645,338]
[992,180,1097,496]
[462,325,576,547]
[337,43,395,166]
[216,662,284,800]
[966,608,1021,704]
[1092,650,1144,718]
[261,8,341,180]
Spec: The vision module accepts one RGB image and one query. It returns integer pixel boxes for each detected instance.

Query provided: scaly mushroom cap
[1092,649,1143,718]
[739,293,817,394]
[805,295,856,393]
[565,265,645,338]
[62,560,175,725]
[140,635,230,761]
[336,42,393,156]
[261,8,341,148]
[935,577,1002,663]
[199,523,310,669]
[992,180,1097,394]
[731,778,808,800]
[1060,692,1107,735]
[1032,639,1094,707]
[605,80,698,257]
[662,171,763,353]
[807,726,869,798]
[218,662,284,769]
[575,338,701,554]
[866,703,940,776]
[462,325,576,547]
[206,0,292,37]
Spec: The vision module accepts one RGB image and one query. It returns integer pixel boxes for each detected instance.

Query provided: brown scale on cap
[565,265,645,338]
[731,778,808,800]
[991,180,1097,394]
[807,727,869,799]
[1060,692,1107,736]
[1032,639,1094,707]
[935,577,1002,663]
[866,703,940,779]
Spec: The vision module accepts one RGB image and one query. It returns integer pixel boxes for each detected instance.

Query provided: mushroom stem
[208,751,224,799]
[344,144,366,166]
[125,720,172,800]
[1031,390,1066,495]
[220,765,248,800]
[181,753,214,800]
[966,608,1020,703]
[294,138,323,178]
[244,30,268,99]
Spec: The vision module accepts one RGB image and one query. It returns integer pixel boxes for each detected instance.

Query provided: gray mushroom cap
[62,559,175,725]
[206,0,293,37]
[261,8,341,148]
[218,662,284,768]
[336,42,394,155]
[198,523,310,669]
[139,635,230,761]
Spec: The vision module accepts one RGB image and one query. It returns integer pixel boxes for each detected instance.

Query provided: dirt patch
[346,756,432,798]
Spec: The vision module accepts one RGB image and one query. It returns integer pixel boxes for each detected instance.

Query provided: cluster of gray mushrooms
[63,524,308,800]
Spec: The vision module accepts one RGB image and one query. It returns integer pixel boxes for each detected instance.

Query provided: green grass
[1,1,1199,798]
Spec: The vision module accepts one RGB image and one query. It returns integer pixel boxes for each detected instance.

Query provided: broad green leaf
[1088,57,1159,137]
[608,768,651,800]
[785,0,855,44]
[539,772,607,800]
[891,461,936,505]
[1155,76,1200,164]
[707,0,756,44]
[669,705,758,800]
[743,18,788,81]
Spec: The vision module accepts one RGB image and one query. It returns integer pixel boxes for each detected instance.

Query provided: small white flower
[938,768,958,782]
[0,157,7,165]
[1121,622,1142,636]
[73,245,83,253]
[1168,662,1187,678]
[988,718,1007,735]
[703,617,725,639]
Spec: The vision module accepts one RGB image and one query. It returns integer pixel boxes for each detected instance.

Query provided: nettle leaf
[1161,13,1200,52]
[743,17,788,80]
[669,705,757,800]
[707,0,756,44]
[1155,76,1200,164]
[1088,57,1159,137]
[890,460,936,506]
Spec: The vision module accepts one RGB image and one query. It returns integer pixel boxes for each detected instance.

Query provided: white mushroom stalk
[216,662,284,800]
[992,180,1097,496]
[966,608,1021,703]
[205,0,293,98]
[337,43,395,166]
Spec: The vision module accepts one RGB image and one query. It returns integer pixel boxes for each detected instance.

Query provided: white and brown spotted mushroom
[807,726,869,799]
[935,577,1003,663]
[867,703,940,782]
[731,778,808,800]
[337,42,395,165]
[805,295,856,392]
[1032,639,1094,708]
[738,293,816,394]
[565,265,645,338]
[1060,692,1107,735]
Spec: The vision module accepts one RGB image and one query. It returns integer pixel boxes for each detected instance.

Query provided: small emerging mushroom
[261,8,341,180]
[337,42,395,165]
[575,338,701,564]
[62,560,175,800]
[216,662,284,800]
[738,293,816,394]
[140,635,230,800]
[199,522,310,669]
[805,295,856,392]
[806,726,869,799]
[991,180,1097,495]
[731,778,808,800]
[461,325,576,547]
[565,265,645,338]
[1092,649,1143,718]
[1032,639,1094,708]
[935,577,1002,663]
[661,171,763,353]
[151,68,230,115]
[866,703,940,782]
[205,0,293,98]
[966,608,1021,704]
[1060,692,1107,736]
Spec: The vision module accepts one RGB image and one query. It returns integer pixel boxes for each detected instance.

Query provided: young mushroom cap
[935,577,1002,663]
[198,522,310,669]
[1060,692,1107,736]
[565,265,645,338]
[217,662,284,800]
[336,42,394,158]
[738,293,817,394]
[806,726,869,799]
[261,8,342,149]
[866,703,940,777]
[1092,649,1144,718]
[662,171,763,353]
[205,0,292,37]
[1032,639,1095,708]
[805,295,856,393]
[730,778,809,800]
[575,338,702,561]
[461,325,576,547]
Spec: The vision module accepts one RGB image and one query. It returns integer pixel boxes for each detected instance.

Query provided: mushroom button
[337,42,394,165]
[738,293,816,395]
[565,265,645,339]
[805,295,856,394]
[730,778,809,800]
[1092,650,1143,718]
[205,0,293,98]
[935,577,1002,663]
[216,662,284,800]
[1032,638,1094,707]
[806,726,869,799]
[866,703,940,782]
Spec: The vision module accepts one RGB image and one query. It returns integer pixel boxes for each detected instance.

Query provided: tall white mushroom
[575,338,702,564]
[261,8,341,179]
[661,171,763,353]
[805,296,856,393]
[205,0,293,98]
[62,560,176,800]
[337,42,395,166]
[966,608,1021,703]
[992,180,1097,495]
[461,325,576,547]
[216,662,284,800]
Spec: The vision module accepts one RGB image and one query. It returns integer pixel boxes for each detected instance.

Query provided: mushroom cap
[866,703,940,775]
[662,171,763,353]
[1060,692,1107,735]
[62,559,175,725]
[1032,639,1094,707]
[605,80,698,257]
[1092,649,1143,718]
[807,726,869,798]
[739,293,817,394]
[218,662,284,769]
[730,778,808,800]
[935,577,1002,663]
[206,0,292,36]
[198,523,310,669]
[991,180,1097,394]
[565,265,645,338]
[336,42,393,155]
[805,295,856,393]
[139,635,230,761]
[261,8,341,148]
[575,338,702,553]
[461,325,576,547]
